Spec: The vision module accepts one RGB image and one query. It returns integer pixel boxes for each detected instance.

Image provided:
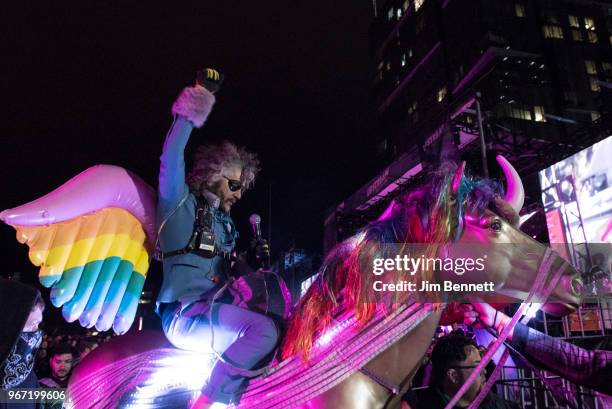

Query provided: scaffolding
[496,362,611,409]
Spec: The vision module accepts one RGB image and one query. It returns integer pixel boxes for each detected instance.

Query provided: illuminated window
[397,8,403,19]
[534,106,546,122]
[515,4,525,17]
[584,17,596,30]
[436,87,447,102]
[388,8,394,20]
[585,60,597,75]
[403,0,410,11]
[408,48,413,58]
[509,106,532,120]
[543,25,564,39]
[590,77,601,92]
[591,111,601,122]
[568,15,580,28]
[587,31,598,43]
[415,0,424,12]
[571,29,583,41]
[386,61,391,71]
[408,101,418,115]
[401,53,407,67]
[603,62,612,76]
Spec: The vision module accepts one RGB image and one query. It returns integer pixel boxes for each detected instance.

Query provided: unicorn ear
[377,201,396,221]
[452,161,466,195]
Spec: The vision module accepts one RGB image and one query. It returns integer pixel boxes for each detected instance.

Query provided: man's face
[50,353,74,380]
[447,345,485,402]
[211,166,243,212]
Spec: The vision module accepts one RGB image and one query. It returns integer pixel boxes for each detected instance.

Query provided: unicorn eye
[490,219,502,232]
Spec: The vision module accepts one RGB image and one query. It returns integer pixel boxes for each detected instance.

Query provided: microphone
[249,214,262,240]
[249,213,270,268]
[196,68,225,94]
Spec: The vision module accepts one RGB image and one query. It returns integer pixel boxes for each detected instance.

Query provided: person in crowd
[0,279,45,409]
[404,332,518,409]
[464,302,612,395]
[39,343,76,389]
[76,340,95,362]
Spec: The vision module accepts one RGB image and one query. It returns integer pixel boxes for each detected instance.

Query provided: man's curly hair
[187,141,260,194]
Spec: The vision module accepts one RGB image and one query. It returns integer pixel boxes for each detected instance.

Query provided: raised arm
[465,302,612,395]
[510,321,611,395]
[158,86,215,213]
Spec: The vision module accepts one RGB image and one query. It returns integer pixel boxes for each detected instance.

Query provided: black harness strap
[162,194,231,260]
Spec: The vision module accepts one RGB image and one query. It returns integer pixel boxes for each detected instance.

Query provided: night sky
[1,2,379,291]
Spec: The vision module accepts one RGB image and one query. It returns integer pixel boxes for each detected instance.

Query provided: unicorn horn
[497,155,524,214]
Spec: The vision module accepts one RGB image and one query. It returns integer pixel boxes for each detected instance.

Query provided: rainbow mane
[282,163,502,360]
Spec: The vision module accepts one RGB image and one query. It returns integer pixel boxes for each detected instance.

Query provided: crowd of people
[400,303,611,409]
[34,332,112,385]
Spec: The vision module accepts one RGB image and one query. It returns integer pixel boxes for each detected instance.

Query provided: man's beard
[224,199,235,211]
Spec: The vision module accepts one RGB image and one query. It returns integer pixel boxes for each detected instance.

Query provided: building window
[591,111,601,122]
[415,0,424,12]
[388,8,394,20]
[386,61,391,71]
[590,77,601,92]
[563,91,578,104]
[584,17,596,31]
[571,29,583,41]
[511,107,532,120]
[568,15,580,28]
[375,61,384,83]
[416,17,425,34]
[546,15,560,25]
[403,0,410,11]
[587,31,598,43]
[585,60,598,75]
[408,48,413,58]
[543,25,564,39]
[408,101,418,115]
[436,87,447,102]
[534,106,546,122]
[515,4,526,18]
[401,53,407,67]
[603,62,612,77]
[397,8,403,19]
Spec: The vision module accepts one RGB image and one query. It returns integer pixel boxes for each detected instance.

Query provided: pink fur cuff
[171,86,216,128]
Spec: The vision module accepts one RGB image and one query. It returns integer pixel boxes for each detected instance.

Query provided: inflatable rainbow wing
[0,165,157,335]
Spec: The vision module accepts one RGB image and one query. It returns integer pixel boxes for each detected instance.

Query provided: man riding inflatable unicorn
[0,69,584,408]
[156,69,279,408]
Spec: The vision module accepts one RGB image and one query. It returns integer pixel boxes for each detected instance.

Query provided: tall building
[324,0,612,251]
